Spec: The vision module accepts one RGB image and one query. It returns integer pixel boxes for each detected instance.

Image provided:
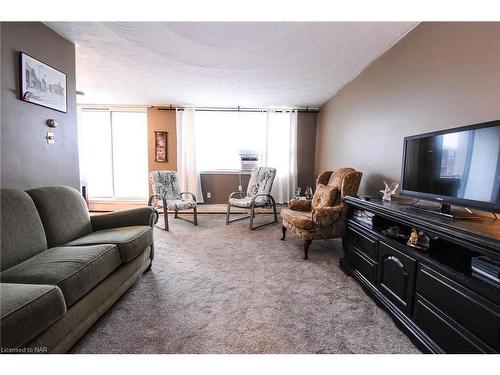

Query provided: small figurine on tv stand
[380,180,399,202]
[407,228,431,251]
[408,229,418,246]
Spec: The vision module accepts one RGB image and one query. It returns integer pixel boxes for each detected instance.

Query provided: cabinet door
[377,242,417,314]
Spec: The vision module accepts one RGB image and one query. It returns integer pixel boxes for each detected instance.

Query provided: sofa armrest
[288,199,312,212]
[312,204,344,227]
[91,207,158,231]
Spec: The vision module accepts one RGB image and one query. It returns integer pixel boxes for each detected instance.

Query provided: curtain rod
[155,105,319,113]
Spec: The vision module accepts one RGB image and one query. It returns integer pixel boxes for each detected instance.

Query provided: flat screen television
[400,120,500,214]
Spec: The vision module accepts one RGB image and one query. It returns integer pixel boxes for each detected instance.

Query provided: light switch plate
[46,131,55,144]
[207,192,211,199]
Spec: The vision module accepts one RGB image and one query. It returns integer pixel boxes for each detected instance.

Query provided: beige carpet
[70,214,419,354]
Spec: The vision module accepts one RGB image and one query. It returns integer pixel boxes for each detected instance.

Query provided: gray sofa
[0,186,157,353]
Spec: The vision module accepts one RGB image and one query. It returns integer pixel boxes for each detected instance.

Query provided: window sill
[88,198,148,212]
[200,170,252,175]
[89,198,147,203]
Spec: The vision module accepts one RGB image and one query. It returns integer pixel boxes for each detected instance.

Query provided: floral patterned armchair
[148,170,197,231]
[226,167,278,230]
[280,168,362,260]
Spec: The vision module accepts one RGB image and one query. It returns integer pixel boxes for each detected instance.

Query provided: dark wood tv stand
[342,196,500,353]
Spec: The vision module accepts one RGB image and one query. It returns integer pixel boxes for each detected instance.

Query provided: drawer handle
[387,256,405,269]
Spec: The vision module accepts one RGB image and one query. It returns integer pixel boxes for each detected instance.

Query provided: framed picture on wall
[19,52,67,113]
[154,131,168,162]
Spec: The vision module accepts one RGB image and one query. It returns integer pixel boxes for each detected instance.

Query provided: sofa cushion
[0,283,66,350]
[0,245,121,307]
[65,226,153,263]
[311,184,338,210]
[281,208,314,230]
[26,186,93,248]
[0,189,48,271]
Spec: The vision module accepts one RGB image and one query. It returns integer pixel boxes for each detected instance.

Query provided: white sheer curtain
[176,108,204,203]
[262,110,298,203]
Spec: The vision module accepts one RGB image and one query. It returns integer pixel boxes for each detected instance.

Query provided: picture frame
[154,131,168,162]
[19,52,67,113]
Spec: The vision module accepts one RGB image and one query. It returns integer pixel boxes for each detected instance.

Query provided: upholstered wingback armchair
[148,170,197,231]
[226,167,278,230]
[280,168,362,260]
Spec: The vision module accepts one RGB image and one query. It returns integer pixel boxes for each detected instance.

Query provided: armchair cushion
[91,207,157,232]
[229,196,269,208]
[316,171,334,186]
[288,199,311,212]
[165,199,197,211]
[246,167,276,197]
[312,204,344,227]
[149,171,182,200]
[311,184,338,210]
[327,168,363,198]
[65,226,153,263]
[280,208,314,230]
[227,167,276,209]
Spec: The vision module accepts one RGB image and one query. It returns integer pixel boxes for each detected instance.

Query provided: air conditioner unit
[239,150,259,171]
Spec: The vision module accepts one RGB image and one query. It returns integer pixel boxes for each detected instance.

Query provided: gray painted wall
[1,22,80,190]
[315,22,500,197]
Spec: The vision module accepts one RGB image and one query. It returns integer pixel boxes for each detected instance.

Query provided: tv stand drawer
[416,264,500,351]
[413,295,488,353]
[347,226,377,261]
[346,245,377,284]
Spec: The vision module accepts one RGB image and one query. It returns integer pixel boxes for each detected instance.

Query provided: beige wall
[315,22,500,196]
[147,107,177,193]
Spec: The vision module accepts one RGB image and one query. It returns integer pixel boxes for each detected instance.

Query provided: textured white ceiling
[46,22,417,107]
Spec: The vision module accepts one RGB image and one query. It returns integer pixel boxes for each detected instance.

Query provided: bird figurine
[380,180,399,202]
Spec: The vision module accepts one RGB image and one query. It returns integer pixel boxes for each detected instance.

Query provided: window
[195,111,268,171]
[79,109,148,199]
[78,110,113,197]
[177,108,297,203]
